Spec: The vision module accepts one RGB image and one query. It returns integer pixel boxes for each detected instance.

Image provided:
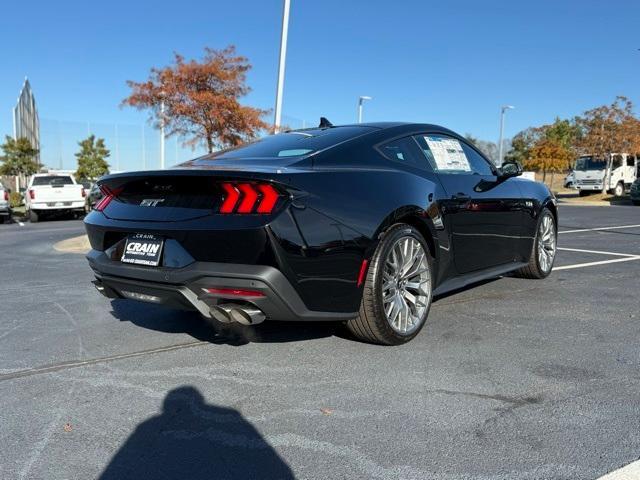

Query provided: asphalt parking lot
[0,205,639,480]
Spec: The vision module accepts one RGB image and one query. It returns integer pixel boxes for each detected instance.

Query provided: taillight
[218,182,281,214]
[95,185,121,212]
[29,189,35,200]
[3,191,8,201]
[81,188,86,198]
[202,287,265,298]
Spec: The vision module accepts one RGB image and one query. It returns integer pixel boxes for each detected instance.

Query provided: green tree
[75,135,110,181]
[0,136,39,188]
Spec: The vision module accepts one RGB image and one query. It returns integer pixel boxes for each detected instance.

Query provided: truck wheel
[29,210,39,223]
[614,182,625,197]
[632,200,640,206]
[347,224,433,345]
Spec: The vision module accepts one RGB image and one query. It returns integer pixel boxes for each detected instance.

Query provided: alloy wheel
[537,214,556,273]
[382,236,431,334]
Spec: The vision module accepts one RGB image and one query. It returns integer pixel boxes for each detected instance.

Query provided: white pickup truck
[26,173,86,222]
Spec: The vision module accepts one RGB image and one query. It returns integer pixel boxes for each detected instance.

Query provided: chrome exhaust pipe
[211,304,266,325]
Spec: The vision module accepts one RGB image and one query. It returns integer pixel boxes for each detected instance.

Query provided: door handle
[451,193,471,201]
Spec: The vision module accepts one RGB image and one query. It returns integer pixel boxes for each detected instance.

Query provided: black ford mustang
[84,122,557,345]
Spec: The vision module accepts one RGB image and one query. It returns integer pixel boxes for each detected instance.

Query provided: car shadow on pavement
[99,386,294,480]
[110,299,340,346]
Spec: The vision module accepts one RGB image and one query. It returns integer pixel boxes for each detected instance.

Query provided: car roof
[292,122,459,137]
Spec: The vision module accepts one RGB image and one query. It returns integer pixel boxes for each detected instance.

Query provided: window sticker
[423,136,471,172]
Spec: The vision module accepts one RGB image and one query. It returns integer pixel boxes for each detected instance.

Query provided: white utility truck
[574,154,638,197]
[25,173,86,222]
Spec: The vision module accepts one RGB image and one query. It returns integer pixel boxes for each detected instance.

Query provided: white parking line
[559,224,640,234]
[597,459,640,480]
[557,247,638,258]
[553,256,640,271]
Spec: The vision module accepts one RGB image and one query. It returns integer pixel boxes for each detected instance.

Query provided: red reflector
[256,184,279,213]
[204,287,265,298]
[357,259,369,287]
[220,183,240,214]
[236,184,259,213]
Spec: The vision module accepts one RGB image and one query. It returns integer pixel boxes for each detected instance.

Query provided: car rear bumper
[30,201,85,211]
[87,249,357,322]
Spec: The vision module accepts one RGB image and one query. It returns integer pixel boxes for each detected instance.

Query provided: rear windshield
[195,126,376,161]
[32,176,74,186]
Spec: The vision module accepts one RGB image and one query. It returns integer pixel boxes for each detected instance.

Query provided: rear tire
[515,208,556,279]
[632,200,640,206]
[29,210,39,223]
[347,224,433,345]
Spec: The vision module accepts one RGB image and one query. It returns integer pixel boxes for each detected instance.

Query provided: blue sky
[1,0,639,171]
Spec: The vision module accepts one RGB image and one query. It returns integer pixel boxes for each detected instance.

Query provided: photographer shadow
[99,386,294,480]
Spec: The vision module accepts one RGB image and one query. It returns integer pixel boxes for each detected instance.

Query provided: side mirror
[498,161,523,179]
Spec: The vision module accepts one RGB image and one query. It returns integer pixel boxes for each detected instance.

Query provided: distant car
[85,183,104,212]
[631,178,640,205]
[85,121,558,345]
[25,173,86,222]
[0,182,12,223]
[564,171,575,189]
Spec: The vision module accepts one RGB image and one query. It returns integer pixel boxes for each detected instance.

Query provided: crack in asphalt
[0,341,209,382]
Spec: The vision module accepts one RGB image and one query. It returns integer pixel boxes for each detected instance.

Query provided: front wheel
[347,224,433,345]
[613,182,625,197]
[515,208,557,279]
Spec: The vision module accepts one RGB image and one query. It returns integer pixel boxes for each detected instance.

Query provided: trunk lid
[97,166,303,222]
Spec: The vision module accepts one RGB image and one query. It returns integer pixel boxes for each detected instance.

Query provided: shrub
[9,191,22,208]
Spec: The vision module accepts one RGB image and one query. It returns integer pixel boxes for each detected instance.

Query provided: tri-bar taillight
[220,182,280,215]
[95,185,121,212]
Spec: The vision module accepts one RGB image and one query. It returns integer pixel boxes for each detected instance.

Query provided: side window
[379,136,432,170]
[413,134,494,175]
[461,142,495,176]
[626,156,635,167]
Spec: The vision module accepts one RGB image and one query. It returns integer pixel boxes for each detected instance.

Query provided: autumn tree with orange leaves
[123,46,269,153]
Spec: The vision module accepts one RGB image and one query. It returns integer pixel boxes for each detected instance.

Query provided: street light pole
[357,96,372,123]
[160,99,165,169]
[273,0,291,134]
[498,105,514,165]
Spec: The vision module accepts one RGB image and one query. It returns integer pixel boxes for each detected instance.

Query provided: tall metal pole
[142,124,146,170]
[160,100,165,169]
[273,0,291,134]
[357,96,372,123]
[115,123,120,171]
[498,105,514,165]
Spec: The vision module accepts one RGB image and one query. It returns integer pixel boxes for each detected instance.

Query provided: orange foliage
[123,46,270,153]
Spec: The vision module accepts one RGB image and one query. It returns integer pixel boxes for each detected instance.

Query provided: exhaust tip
[213,304,266,325]
[209,305,233,324]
